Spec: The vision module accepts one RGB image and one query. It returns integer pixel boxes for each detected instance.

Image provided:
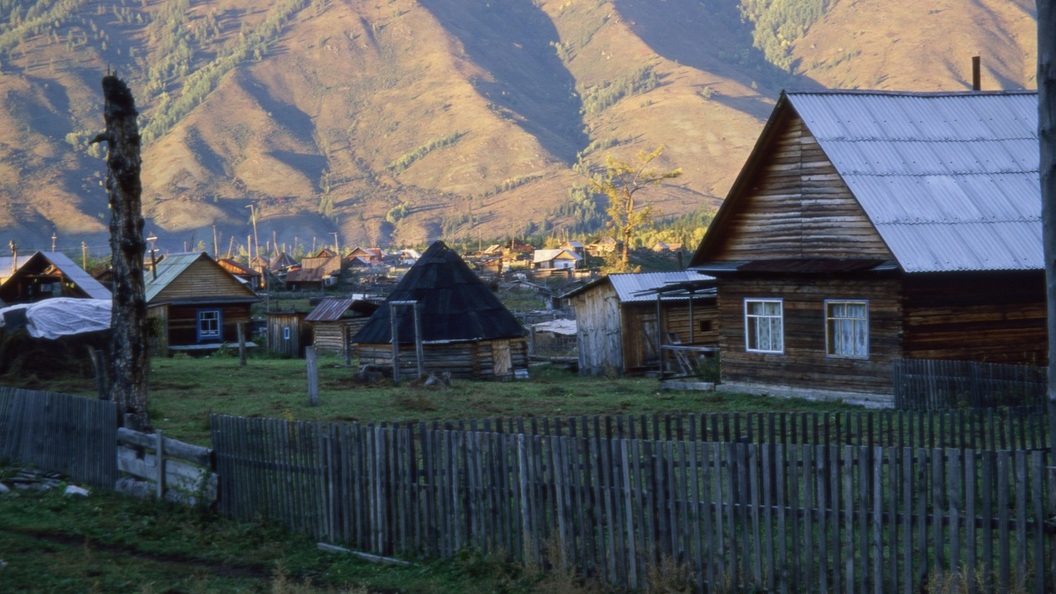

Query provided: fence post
[155,429,165,500]
[237,322,247,367]
[306,347,319,406]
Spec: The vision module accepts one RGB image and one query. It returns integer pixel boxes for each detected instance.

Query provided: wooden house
[564,271,717,376]
[305,297,378,355]
[217,258,263,289]
[587,236,620,257]
[345,247,383,265]
[352,241,529,380]
[533,248,581,270]
[689,90,1044,402]
[558,240,586,259]
[0,251,111,304]
[146,252,259,355]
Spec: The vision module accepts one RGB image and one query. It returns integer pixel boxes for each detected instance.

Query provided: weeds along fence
[356,408,1050,452]
[211,415,1056,593]
[893,359,1046,410]
[0,387,117,488]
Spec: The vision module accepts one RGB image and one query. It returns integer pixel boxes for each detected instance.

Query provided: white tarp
[0,298,111,340]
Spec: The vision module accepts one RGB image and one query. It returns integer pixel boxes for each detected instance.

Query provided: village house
[352,241,528,380]
[689,90,1043,403]
[0,251,111,305]
[532,248,581,271]
[146,252,259,355]
[564,271,717,376]
[217,258,263,290]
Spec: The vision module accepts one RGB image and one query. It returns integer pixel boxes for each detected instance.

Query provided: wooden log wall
[717,275,903,394]
[356,339,529,380]
[0,387,117,488]
[901,272,1047,366]
[210,414,1056,593]
[168,304,252,346]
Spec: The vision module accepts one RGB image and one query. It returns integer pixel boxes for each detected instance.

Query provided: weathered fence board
[210,414,1054,592]
[0,387,117,488]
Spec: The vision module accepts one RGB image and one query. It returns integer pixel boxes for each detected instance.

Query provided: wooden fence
[0,387,117,488]
[893,359,1046,410]
[211,415,1056,593]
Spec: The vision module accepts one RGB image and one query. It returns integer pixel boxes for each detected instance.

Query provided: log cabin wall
[716,275,903,395]
[167,304,252,347]
[312,319,369,354]
[901,271,1047,365]
[709,114,894,262]
[356,338,529,380]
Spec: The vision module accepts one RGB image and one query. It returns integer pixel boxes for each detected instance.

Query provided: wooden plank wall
[570,284,623,376]
[0,388,117,488]
[169,304,253,346]
[710,116,893,261]
[211,414,1055,593]
[717,275,903,394]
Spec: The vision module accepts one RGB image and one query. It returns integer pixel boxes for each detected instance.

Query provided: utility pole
[51,232,56,252]
[331,231,339,253]
[212,224,218,258]
[81,241,88,270]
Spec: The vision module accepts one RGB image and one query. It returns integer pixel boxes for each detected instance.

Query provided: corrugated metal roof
[306,298,355,322]
[786,91,1040,273]
[42,251,112,299]
[609,271,715,303]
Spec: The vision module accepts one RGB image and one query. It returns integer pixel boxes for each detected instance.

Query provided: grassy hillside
[0,0,1038,256]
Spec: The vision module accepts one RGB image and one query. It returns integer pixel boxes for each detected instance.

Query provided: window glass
[197,310,221,341]
[745,299,783,353]
[826,300,868,358]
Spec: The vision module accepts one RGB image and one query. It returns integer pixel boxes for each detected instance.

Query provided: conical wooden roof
[352,241,525,345]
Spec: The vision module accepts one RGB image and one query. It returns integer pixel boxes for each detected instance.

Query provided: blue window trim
[196,309,222,342]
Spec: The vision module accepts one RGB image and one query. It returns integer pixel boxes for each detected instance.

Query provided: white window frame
[197,309,222,342]
[744,298,784,354]
[824,299,869,359]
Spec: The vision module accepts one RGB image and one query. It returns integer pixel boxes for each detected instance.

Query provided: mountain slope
[0,0,1038,255]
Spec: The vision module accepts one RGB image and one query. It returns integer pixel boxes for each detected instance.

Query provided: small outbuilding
[563,271,717,376]
[305,297,378,355]
[352,241,528,380]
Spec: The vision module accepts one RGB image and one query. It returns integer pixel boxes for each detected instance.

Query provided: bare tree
[589,146,682,272]
[94,73,149,430]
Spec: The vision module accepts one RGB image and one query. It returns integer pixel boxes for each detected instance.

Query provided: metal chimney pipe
[972,56,981,91]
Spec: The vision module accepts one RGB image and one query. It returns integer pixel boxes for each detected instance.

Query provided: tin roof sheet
[786,91,1040,272]
[608,271,715,303]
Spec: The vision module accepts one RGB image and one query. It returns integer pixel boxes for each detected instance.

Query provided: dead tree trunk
[1040,0,1056,453]
[94,74,149,430]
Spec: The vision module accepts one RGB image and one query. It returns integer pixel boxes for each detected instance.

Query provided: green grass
[20,351,860,445]
[0,478,611,593]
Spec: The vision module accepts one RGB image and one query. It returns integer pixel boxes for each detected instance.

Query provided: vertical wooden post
[343,324,352,367]
[87,346,108,400]
[155,429,165,500]
[306,346,319,406]
[391,305,401,385]
[413,302,425,378]
[237,322,247,367]
[1039,0,1056,461]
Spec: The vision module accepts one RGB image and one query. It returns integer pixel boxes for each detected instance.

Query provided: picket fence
[211,415,1056,594]
[893,359,1047,410]
[0,387,117,487]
